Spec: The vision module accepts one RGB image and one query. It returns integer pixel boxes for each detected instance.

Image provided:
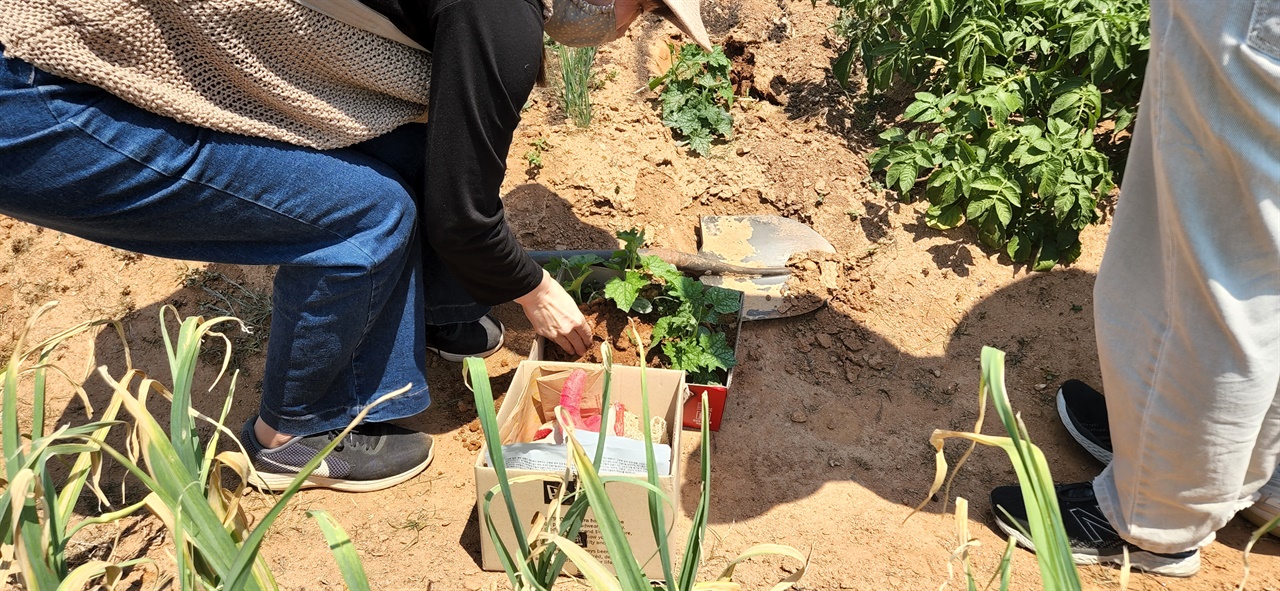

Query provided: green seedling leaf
[642,255,683,286]
[704,286,742,314]
[649,43,734,157]
[307,510,371,591]
[603,270,650,313]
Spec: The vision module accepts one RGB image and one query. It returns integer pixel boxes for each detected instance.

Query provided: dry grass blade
[1238,510,1280,591]
[545,535,623,591]
[711,543,809,591]
[912,347,1081,590]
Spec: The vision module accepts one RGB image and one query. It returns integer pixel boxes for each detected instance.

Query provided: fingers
[571,317,592,355]
[548,314,591,356]
[516,270,594,356]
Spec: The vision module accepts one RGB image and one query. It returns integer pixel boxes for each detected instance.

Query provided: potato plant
[831,0,1149,269]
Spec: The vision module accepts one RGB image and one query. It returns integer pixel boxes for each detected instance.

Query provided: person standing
[990,0,1280,577]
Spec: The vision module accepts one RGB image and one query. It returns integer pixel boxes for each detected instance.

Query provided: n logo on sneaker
[1070,507,1117,543]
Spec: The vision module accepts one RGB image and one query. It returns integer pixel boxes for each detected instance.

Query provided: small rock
[644,153,671,166]
[463,576,485,591]
[845,366,861,383]
[789,411,808,424]
[931,368,942,378]
[866,353,887,370]
[815,333,833,348]
[819,261,841,290]
[1036,383,1047,390]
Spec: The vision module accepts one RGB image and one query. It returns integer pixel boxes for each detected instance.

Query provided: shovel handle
[527,248,790,277]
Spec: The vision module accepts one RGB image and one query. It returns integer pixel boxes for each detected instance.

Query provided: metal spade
[527,215,835,320]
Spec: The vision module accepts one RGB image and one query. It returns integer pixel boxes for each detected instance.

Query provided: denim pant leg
[341,123,491,327]
[1091,0,1280,553]
[0,52,440,436]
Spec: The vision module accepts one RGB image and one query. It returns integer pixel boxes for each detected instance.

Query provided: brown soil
[544,299,656,367]
[5,2,1280,590]
[541,298,740,388]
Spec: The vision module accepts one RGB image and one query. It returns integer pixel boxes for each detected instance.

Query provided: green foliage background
[832,0,1149,269]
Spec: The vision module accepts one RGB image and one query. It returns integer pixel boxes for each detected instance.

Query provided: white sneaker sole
[1240,474,1280,537]
[249,446,434,493]
[995,517,1200,577]
[1057,389,1113,464]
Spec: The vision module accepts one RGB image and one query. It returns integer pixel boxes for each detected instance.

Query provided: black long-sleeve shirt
[360,0,546,305]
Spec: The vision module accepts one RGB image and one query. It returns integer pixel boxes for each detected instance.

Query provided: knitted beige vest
[0,0,433,149]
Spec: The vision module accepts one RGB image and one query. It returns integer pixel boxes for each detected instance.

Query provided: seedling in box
[542,228,742,430]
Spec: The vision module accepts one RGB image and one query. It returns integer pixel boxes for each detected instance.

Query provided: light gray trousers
[1092,0,1280,553]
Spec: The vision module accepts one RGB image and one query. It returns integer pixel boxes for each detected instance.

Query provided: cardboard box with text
[474,360,687,578]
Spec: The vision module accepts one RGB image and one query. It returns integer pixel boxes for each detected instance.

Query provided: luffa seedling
[546,228,741,385]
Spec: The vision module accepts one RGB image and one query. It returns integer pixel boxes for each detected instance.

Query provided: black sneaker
[238,416,434,493]
[990,482,1200,577]
[425,314,504,362]
[1060,379,1280,539]
[1057,379,1113,464]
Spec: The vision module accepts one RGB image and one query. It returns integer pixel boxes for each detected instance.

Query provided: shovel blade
[698,215,836,267]
[697,216,835,320]
[699,274,826,320]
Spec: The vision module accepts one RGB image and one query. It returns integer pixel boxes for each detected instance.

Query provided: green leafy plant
[648,43,735,156]
[466,336,807,590]
[547,228,742,385]
[553,42,599,128]
[831,0,1149,269]
[1,302,381,590]
[524,137,551,170]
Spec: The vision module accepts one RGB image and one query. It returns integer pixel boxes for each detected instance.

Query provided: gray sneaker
[238,416,433,493]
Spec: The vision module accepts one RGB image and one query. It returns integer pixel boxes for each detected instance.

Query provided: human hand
[515,269,593,356]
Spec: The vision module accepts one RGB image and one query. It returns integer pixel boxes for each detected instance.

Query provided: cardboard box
[474,360,687,578]
[536,266,743,432]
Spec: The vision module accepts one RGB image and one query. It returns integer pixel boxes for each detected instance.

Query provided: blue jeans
[0,50,485,436]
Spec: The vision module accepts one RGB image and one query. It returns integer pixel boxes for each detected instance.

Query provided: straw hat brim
[655,0,712,50]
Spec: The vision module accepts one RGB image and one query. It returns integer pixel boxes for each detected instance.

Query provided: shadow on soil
[46,184,1279,569]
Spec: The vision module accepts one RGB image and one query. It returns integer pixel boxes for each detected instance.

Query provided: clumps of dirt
[457,395,504,452]
[725,37,788,106]
[543,299,655,367]
[783,250,873,317]
[701,2,742,35]
[725,38,756,97]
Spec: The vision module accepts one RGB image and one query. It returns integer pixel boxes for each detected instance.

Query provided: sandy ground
[4,1,1280,590]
